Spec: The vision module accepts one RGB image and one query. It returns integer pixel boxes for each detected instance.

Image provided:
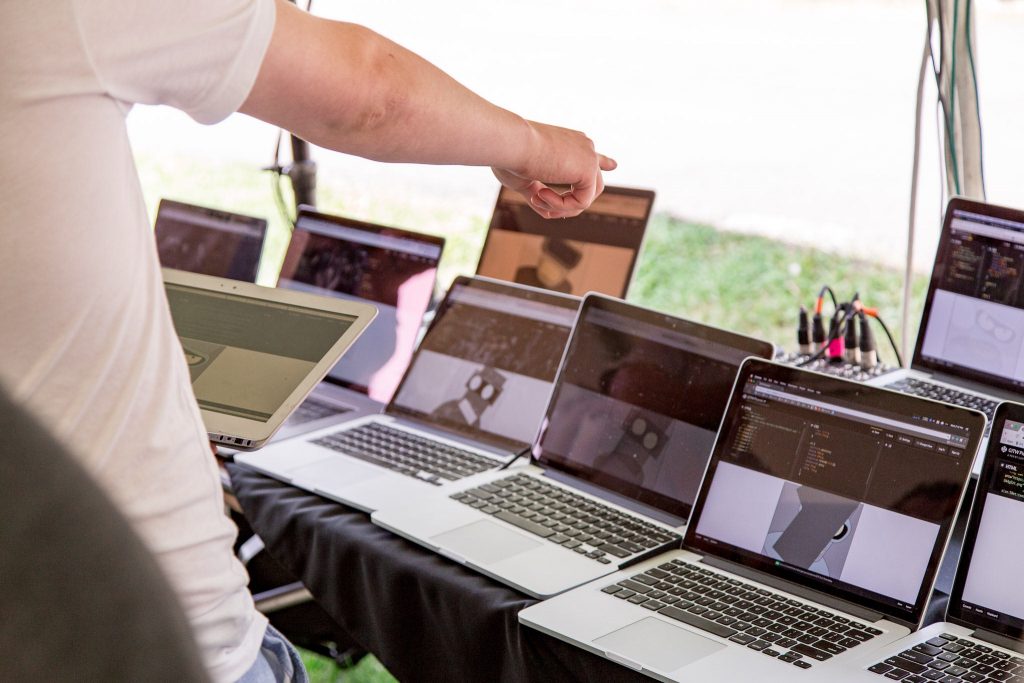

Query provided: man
[0,0,613,681]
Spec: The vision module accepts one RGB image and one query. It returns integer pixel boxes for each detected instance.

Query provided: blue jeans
[237,623,309,683]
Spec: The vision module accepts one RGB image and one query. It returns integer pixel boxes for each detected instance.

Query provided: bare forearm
[242,2,531,169]
[242,0,615,217]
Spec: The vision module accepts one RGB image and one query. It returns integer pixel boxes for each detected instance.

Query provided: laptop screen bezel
[384,275,580,453]
[946,400,1024,640]
[154,199,268,283]
[474,185,655,299]
[162,268,378,448]
[911,197,1024,394]
[280,206,446,394]
[533,293,775,521]
[683,359,985,627]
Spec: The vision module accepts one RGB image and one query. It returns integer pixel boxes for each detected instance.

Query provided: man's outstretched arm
[240,0,615,218]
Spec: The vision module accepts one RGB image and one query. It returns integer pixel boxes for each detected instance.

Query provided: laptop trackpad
[289,458,383,489]
[594,617,725,673]
[432,520,541,565]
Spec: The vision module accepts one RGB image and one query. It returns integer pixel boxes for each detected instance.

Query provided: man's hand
[493,121,616,219]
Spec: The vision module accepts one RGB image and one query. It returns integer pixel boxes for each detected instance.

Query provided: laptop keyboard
[889,378,998,433]
[867,633,1024,682]
[290,398,352,425]
[312,423,498,485]
[451,473,681,564]
[601,559,882,670]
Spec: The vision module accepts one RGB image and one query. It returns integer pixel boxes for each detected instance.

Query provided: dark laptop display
[947,402,1024,642]
[534,295,774,520]
[687,360,984,627]
[475,185,655,298]
[277,208,444,403]
[388,276,579,452]
[154,199,267,282]
[915,198,1024,394]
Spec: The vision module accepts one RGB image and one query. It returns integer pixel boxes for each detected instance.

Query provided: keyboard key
[493,510,554,538]
[791,644,833,661]
[658,605,738,639]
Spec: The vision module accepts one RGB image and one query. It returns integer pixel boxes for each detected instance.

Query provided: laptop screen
[914,198,1024,393]
[388,277,579,452]
[154,199,267,283]
[165,280,357,423]
[686,360,984,625]
[276,209,444,402]
[475,185,654,298]
[534,295,774,520]
[947,402,1024,641]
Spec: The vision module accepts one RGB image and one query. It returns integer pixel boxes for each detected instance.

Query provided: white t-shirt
[0,1,276,680]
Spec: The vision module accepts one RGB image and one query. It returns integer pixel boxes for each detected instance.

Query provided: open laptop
[371,294,775,598]
[475,185,655,297]
[154,199,267,282]
[234,276,579,512]
[273,207,444,437]
[868,198,1024,456]
[836,400,1024,681]
[519,358,986,681]
[162,268,376,450]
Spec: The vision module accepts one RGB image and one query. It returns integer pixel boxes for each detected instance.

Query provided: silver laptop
[868,198,1024,464]
[371,293,775,598]
[162,268,377,450]
[154,198,267,283]
[833,400,1024,681]
[519,358,986,681]
[235,276,579,512]
[475,185,655,298]
[273,207,445,438]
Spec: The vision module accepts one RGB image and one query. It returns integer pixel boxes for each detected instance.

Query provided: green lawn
[137,151,925,682]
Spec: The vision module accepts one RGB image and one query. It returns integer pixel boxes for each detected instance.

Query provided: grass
[298,650,396,683]
[136,152,928,681]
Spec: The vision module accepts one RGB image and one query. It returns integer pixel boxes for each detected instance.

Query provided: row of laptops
[163,193,1024,468]
[155,186,656,435]
[235,274,1015,681]
[517,395,1024,682]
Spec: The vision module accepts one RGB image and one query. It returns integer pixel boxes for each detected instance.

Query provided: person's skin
[241,0,615,219]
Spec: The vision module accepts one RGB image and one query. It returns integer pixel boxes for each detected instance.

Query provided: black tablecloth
[228,464,644,682]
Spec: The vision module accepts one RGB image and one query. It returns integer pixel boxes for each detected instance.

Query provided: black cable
[818,285,838,311]
[870,313,905,368]
[498,446,532,470]
[266,130,295,231]
[797,305,853,367]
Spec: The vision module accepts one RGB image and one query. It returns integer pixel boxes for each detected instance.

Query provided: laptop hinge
[970,629,1024,654]
[699,556,885,624]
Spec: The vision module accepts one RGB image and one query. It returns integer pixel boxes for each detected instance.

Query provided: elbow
[327,25,412,152]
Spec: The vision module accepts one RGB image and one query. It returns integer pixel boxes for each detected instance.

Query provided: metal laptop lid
[913,197,1024,396]
[386,276,579,453]
[946,401,1024,643]
[685,359,985,628]
[162,268,377,449]
[154,199,267,283]
[276,206,444,402]
[475,185,655,298]
[532,293,774,520]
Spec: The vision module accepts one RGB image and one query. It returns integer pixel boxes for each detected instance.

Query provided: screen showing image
[918,206,1024,390]
[277,213,442,402]
[390,281,578,449]
[165,283,355,422]
[476,186,653,297]
[536,302,772,518]
[155,200,266,282]
[958,417,1024,633]
[691,370,976,619]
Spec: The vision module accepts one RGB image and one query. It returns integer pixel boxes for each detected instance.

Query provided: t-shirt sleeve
[72,0,276,124]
